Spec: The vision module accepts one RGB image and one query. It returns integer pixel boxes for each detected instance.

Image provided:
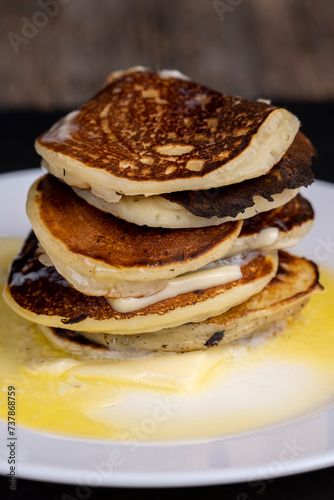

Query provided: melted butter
[1,238,334,441]
[108,263,241,312]
[246,226,279,246]
[226,227,279,257]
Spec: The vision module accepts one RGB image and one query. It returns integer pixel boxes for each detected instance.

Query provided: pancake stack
[4,67,322,357]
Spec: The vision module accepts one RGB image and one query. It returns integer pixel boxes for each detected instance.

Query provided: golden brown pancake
[72,131,315,228]
[35,67,299,198]
[4,232,278,335]
[27,174,242,297]
[40,251,322,355]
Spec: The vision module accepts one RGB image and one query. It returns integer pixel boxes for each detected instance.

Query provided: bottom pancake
[38,251,322,356]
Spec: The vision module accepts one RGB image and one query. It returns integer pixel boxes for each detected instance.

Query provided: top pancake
[35,67,300,198]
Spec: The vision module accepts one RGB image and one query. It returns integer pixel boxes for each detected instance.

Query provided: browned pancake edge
[161,131,315,219]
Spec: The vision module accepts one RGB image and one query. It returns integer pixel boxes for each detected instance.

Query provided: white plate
[0,169,334,488]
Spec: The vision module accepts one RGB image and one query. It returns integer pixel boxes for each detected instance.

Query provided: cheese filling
[226,227,279,256]
[108,262,242,313]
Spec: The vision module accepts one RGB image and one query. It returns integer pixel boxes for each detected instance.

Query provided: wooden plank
[1,0,333,109]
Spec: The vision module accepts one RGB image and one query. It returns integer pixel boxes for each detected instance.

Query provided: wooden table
[1,0,334,110]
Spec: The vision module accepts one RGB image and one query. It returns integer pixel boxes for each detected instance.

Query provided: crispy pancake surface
[73,131,314,228]
[41,251,322,355]
[241,193,314,236]
[27,174,242,296]
[4,232,278,335]
[161,132,314,218]
[35,67,299,197]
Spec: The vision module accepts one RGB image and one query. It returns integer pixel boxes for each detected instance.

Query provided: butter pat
[108,264,242,313]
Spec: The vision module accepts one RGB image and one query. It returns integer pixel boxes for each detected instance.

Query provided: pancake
[39,251,322,355]
[4,232,278,335]
[35,67,299,199]
[27,175,242,298]
[38,325,147,359]
[73,131,315,228]
[73,183,300,229]
[225,194,314,256]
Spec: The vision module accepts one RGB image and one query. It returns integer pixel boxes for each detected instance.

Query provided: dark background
[1,0,334,498]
